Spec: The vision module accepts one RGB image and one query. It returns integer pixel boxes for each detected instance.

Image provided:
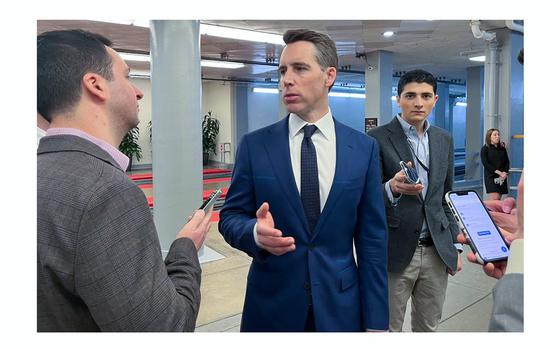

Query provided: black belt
[417,236,434,247]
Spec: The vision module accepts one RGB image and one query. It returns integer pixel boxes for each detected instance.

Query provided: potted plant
[119,126,142,172]
[202,110,220,165]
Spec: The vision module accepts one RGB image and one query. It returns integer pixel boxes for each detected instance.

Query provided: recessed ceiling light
[383,31,395,38]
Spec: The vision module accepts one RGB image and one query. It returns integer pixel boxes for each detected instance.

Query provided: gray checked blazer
[367,116,460,273]
[37,135,201,331]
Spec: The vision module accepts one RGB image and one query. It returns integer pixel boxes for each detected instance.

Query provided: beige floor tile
[205,222,249,258]
[202,254,250,277]
[196,264,249,327]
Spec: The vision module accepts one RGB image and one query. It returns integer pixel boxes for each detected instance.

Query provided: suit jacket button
[304,282,310,290]
[309,243,315,251]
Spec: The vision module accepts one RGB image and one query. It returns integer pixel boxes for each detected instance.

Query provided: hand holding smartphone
[446,190,509,264]
[399,161,421,184]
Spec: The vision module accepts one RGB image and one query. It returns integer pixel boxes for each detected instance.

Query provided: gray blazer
[367,117,459,273]
[37,135,201,331]
[489,273,524,332]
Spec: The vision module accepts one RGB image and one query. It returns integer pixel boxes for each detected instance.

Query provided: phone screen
[448,191,509,262]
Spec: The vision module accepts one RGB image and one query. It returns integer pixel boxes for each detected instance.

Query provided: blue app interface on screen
[450,192,509,261]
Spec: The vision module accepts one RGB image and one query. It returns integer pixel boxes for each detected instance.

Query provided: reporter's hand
[256,202,295,256]
[484,198,518,232]
[176,207,213,250]
[389,161,424,196]
[457,228,511,279]
[457,172,524,279]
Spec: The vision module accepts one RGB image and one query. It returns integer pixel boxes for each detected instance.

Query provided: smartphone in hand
[200,189,222,213]
[399,161,421,184]
[445,190,509,264]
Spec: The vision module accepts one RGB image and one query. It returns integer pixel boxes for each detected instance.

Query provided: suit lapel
[263,118,309,231]
[386,117,415,164]
[311,119,351,241]
[426,127,445,201]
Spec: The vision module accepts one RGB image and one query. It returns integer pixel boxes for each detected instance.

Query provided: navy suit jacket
[219,116,388,331]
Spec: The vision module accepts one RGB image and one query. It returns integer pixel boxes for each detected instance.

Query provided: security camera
[367,65,374,71]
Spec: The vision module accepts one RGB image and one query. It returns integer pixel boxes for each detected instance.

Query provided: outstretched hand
[255,202,296,256]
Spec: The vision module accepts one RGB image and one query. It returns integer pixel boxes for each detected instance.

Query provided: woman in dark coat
[481,128,510,200]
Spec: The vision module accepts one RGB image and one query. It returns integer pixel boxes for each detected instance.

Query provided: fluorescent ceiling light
[99,20,284,45]
[119,52,150,62]
[201,60,244,69]
[329,92,365,99]
[117,52,244,69]
[200,24,284,45]
[383,31,395,38]
[469,55,486,62]
[456,102,468,107]
[253,87,279,94]
[129,70,150,79]
[99,20,150,27]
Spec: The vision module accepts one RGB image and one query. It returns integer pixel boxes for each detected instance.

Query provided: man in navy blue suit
[219,29,388,332]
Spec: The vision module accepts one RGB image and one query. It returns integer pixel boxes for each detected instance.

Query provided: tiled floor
[131,167,501,332]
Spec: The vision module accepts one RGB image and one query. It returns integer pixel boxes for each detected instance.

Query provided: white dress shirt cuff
[253,222,263,248]
[454,243,463,252]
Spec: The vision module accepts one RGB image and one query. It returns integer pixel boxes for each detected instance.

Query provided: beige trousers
[388,245,448,332]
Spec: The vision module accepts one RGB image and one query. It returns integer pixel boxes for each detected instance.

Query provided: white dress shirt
[254,109,337,246]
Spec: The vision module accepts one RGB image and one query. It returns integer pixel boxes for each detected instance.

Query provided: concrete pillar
[150,20,203,256]
[233,83,249,151]
[435,82,450,130]
[365,50,393,126]
[465,66,484,180]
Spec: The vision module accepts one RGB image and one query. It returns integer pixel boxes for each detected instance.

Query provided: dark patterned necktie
[301,125,320,233]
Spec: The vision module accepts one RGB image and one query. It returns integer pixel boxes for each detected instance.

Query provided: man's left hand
[447,252,462,276]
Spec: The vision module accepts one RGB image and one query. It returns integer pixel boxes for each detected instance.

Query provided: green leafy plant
[119,126,143,162]
[202,111,220,156]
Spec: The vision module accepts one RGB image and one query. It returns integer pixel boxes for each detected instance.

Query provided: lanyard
[406,138,429,173]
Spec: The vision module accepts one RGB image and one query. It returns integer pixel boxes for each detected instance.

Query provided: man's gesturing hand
[255,202,296,256]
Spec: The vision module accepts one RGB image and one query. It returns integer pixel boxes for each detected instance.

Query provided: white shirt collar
[288,108,335,141]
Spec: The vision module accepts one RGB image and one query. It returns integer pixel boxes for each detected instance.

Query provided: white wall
[133,77,152,166]
[202,81,234,164]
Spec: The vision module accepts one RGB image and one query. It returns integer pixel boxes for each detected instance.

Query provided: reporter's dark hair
[397,69,437,97]
[283,29,338,90]
[37,30,113,121]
